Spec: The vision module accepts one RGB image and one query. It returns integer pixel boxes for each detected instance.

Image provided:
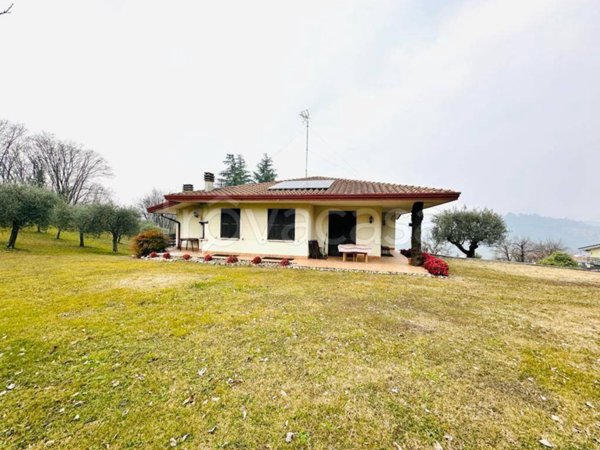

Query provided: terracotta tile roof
[161,176,460,202]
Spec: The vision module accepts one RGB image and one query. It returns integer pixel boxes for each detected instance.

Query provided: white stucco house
[148,173,460,261]
[579,243,600,259]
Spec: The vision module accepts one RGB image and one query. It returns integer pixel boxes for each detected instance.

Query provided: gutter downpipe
[160,214,181,250]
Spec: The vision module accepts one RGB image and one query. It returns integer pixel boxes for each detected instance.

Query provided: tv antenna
[300,109,310,177]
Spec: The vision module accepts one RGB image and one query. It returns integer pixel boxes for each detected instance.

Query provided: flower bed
[400,249,449,277]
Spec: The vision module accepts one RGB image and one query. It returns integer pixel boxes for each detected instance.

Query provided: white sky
[1,0,599,221]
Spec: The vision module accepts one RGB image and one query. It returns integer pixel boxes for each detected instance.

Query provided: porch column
[410,201,424,266]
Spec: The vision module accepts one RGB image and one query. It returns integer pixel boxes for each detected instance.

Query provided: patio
[164,248,429,276]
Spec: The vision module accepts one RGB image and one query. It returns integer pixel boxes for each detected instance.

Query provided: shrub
[182,254,192,261]
[149,251,158,258]
[424,257,449,277]
[130,229,170,257]
[226,255,239,264]
[539,251,578,268]
[279,258,290,267]
[252,256,262,265]
[163,252,171,259]
[421,252,449,277]
[203,254,213,262]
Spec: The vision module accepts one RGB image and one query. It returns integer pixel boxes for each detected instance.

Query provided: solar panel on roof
[268,179,335,190]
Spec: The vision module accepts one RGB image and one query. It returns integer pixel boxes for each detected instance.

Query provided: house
[147,173,460,262]
[579,243,600,258]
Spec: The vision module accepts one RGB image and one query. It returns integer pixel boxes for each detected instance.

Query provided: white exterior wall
[381,211,397,249]
[176,203,385,258]
[587,247,600,258]
[177,205,203,240]
[177,203,313,257]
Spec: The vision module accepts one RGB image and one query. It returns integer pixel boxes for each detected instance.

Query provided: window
[220,208,240,239]
[268,209,295,241]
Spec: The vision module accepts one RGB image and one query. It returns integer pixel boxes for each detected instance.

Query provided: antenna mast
[300,109,310,177]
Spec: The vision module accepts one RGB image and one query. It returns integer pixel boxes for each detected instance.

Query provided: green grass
[1,229,599,449]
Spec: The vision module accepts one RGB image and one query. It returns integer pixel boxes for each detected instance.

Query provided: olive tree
[51,201,74,239]
[0,184,58,248]
[432,208,507,258]
[72,204,103,248]
[97,204,140,253]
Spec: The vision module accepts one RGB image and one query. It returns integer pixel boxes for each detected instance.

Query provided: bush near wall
[539,252,578,268]
[130,229,170,257]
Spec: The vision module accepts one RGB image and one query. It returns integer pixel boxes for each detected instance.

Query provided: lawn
[0,230,599,449]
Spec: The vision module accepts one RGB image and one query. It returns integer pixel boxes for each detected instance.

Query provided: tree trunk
[410,202,424,266]
[112,234,118,253]
[79,231,85,247]
[466,242,478,258]
[37,225,41,233]
[7,222,19,249]
[56,228,62,240]
[449,240,478,258]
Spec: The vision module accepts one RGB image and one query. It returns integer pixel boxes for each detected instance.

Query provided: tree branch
[0,3,14,15]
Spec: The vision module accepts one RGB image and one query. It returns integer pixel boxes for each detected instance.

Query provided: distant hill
[504,213,600,252]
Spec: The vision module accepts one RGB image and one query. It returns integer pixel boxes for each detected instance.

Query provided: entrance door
[328,210,356,256]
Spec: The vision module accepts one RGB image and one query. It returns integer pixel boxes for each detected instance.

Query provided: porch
[164,248,429,276]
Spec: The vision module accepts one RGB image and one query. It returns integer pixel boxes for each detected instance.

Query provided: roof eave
[147,200,180,214]
[579,243,600,251]
[163,192,461,202]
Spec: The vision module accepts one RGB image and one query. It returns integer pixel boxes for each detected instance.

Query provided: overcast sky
[2,0,599,221]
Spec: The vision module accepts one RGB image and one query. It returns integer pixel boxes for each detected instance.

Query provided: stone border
[139,253,435,278]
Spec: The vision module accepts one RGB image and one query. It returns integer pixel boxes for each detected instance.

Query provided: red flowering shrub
[423,254,449,277]
[149,251,158,258]
[162,252,171,259]
[226,255,239,264]
[252,256,262,265]
[182,254,192,261]
[203,254,213,262]
[400,249,449,276]
[279,258,290,267]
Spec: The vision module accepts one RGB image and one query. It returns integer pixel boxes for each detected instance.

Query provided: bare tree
[494,239,513,261]
[0,3,13,16]
[422,230,450,255]
[30,133,112,205]
[137,188,175,231]
[531,239,567,262]
[511,237,534,262]
[0,120,30,183]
